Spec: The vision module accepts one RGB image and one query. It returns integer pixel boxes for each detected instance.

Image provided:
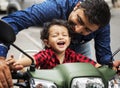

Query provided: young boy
[6,19,120,70]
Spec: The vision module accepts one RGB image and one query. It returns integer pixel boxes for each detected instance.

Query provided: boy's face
[45,25,71,53]
[68,6,100,35]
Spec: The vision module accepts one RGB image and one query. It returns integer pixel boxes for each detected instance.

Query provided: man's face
[68,7,100,36]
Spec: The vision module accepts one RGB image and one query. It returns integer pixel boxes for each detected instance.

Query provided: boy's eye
[49,33,57,37]
[63,34,68,36]
[51,35,57,37]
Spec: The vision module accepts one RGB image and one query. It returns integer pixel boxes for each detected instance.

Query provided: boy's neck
[55,52,65,64]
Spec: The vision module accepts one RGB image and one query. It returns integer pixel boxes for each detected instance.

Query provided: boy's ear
[73,2,81,11]
[43,39,51,48]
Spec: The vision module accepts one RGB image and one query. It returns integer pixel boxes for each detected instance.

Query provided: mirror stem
[10,43,35,71]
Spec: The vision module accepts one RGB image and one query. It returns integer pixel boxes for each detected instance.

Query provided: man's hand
[0,57,13,88]
[113,60,120,74]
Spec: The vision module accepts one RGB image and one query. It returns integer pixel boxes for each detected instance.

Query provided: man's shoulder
[95,24,110,34]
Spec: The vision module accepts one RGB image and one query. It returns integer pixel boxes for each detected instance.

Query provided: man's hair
[41,19,72,41]
[80,0,111,27]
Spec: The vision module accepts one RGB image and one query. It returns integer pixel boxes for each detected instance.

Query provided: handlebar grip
[12,71,27,79]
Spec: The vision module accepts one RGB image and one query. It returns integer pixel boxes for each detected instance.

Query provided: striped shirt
[34,48,96,69]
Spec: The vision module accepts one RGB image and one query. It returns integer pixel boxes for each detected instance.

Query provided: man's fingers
[0,58,13,88]
[0,65,9,88]
[3,65,13,87]
[0,81,4,88]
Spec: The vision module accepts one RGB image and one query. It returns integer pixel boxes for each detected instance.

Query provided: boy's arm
[6,56,36,70]
[15,56,36,67]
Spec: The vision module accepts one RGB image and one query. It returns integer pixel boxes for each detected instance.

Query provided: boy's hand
[6,55,23,70]
[12,62,24,70]
[0,57,13,88]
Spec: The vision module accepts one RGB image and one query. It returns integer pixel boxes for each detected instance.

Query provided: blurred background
[0,0,44,14]
[0,0,120,61]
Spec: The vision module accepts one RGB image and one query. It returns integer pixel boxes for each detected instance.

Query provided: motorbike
[0,20,120,88]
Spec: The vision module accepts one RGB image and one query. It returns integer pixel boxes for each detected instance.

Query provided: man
[0,0,114,87]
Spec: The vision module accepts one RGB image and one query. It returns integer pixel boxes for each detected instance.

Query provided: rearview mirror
[0,20,35,71]
[0,20,15,44]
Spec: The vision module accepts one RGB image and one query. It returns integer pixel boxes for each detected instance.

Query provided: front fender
[29,63,107,88]
[97,65,116,81]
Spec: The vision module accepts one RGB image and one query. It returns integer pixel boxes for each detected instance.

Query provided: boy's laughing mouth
[57,41,65,45]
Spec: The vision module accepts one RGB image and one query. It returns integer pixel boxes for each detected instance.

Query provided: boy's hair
[40,19,72,41]
[80,0,111,27]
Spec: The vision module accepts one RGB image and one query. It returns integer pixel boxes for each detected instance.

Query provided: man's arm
[94,24,112,65]
[0,43,9,57]
[0,44,13,88]
[1,0,77,34]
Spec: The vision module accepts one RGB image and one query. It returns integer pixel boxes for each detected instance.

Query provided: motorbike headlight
[71,77,104,88]
[30,78,57,88]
